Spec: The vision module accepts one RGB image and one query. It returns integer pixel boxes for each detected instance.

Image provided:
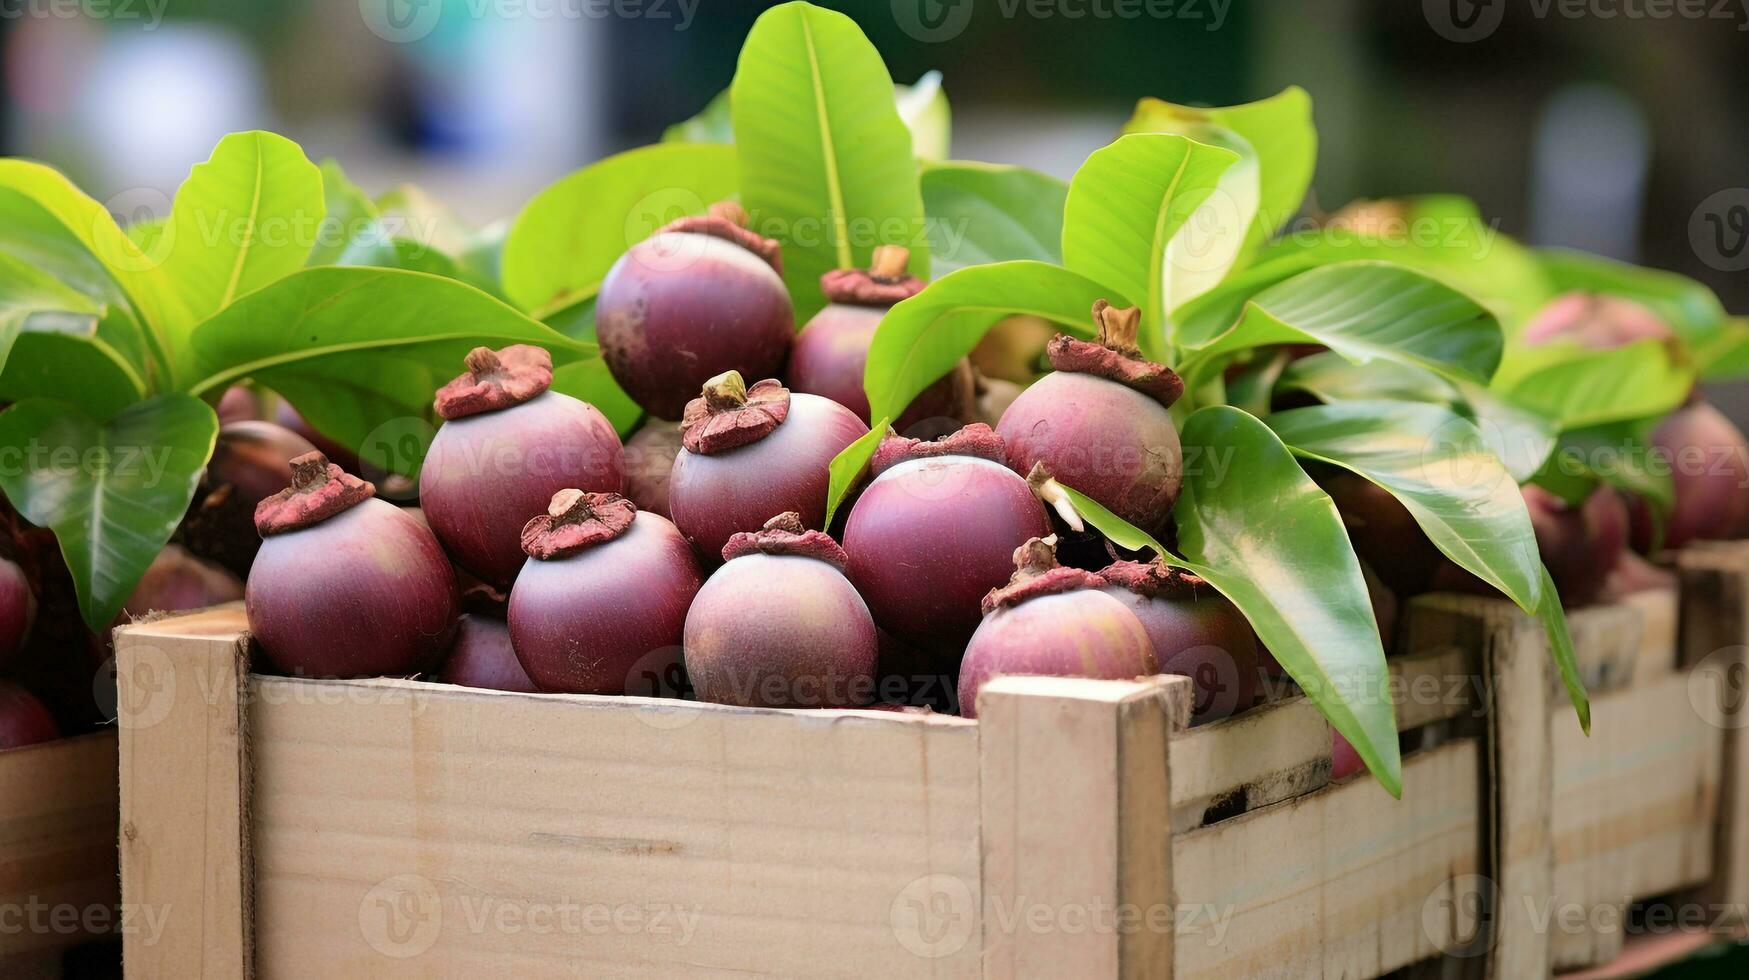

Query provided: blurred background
[1,0,1744,308]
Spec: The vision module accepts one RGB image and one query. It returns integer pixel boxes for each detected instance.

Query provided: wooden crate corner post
[975,673,1193,979]
[1677,542,1749,924]
[113,605,253,979]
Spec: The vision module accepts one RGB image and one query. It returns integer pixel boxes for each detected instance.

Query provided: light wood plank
[0,731,119,957]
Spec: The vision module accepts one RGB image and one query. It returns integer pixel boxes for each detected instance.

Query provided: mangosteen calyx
[820,245,926,307]
[720,512,849,570]
[871,422,1009,475]
[660,200,784,274]
[981,535,1105,614]
[1097,559,1213,600]
[433,345,555,420]
[519,490,637,560]
[253,453,376,536]
[680,372,791,455]
[1045,300,1185,409]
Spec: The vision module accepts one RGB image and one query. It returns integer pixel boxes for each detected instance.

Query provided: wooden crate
[114,604,1494,978]
[0,729,121,975]
[1413,569,1739,977]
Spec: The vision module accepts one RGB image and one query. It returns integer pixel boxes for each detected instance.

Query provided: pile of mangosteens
[213,225,1269,727]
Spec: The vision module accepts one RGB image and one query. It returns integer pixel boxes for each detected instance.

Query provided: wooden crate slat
[0,730,120,959]
[1171,741,1482,980]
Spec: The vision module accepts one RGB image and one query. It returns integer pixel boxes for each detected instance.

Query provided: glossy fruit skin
[439,614,538,693]
[1331,732,1363,781]
[247,499,458,678]
[421,391,625,588]
[121,545,243,619]
[996,371,1183,533]
[789,303,973,434]
[1323,472,1443,596]
[623,421,683,519]
[1099,586,1258,724]
[957,590,1155,719]
[1634,401,1749,551]
[178,421,318,578]
[685,553,878,708]
[669,394,867,561]
[597,232,794,420]
[844,455,1050,652]
[0,556,35,670]
[508,513,701,694]
[0,681,58,750]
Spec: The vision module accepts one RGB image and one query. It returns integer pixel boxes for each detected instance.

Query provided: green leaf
[921,162,1066,276]
[1119,85,1315,283]
[0,162,187,384]
[0,394,217,630]
[0,332,144,420]
[1269,401,1544,612]
[1061,133,1239,355]
[1538,564,1591,732]
[1259,196,1553,329]
[126,219,166,252]
[1175,405,1401,795]
[823,419,888,527]
[895,71,951,162]
[1124,87,1316,260]
[161,131,325,326]
[1053,482,1168,556]
[0,251,103,377]
[1278,352,1558,483]
[1536,420,1674,511]
[306,158,380,267]
[863,260,1116,425]
[1499,339,1692,430]
[1694,318,1749,381]
[731,1,927,316]
[1537,247,1726,347]
[1177,261,1504,390]
[500,142,740,314]
[663,88,733,143]
[186,267,595,475]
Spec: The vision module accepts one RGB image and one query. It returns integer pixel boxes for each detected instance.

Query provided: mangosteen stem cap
[289,452,332,493]
[721,511,848,569]
[981,534,1106,614]
[702,371,748,410]
[434,344,555,419]
[1091,300,1142,356]
[254,452,376,536]
[520,490,636,560]
[709,200,750,228]
[1024,463,1086,533]
[869,245,910,281]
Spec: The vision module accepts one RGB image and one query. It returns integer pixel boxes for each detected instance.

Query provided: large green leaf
[500,143,740,314]
[1498,339,1692,430]
[1176,261,1504,391]
[823,420,888,527]
[1061,133,1238,355]
[921,162,1066,276]
[862,260,1116,425]
[730,2,927,316]
[0,160,190,373]
[0,394,217,630]
[664,88,733,144]
[0,251,103,378]
[1537,564,1591,732]
[1124,87,1316,258]
[0,332,144,420]
[186,267,595,475]
[1278,352,1558,482]
[1695,318,1749,381]
[1535,420,1673,512]
[1537,247,1726,346]
[161,131,325,327]
[1269,401,1544,611]
[1175,405,1401,795]
[1259,196,1554,329]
